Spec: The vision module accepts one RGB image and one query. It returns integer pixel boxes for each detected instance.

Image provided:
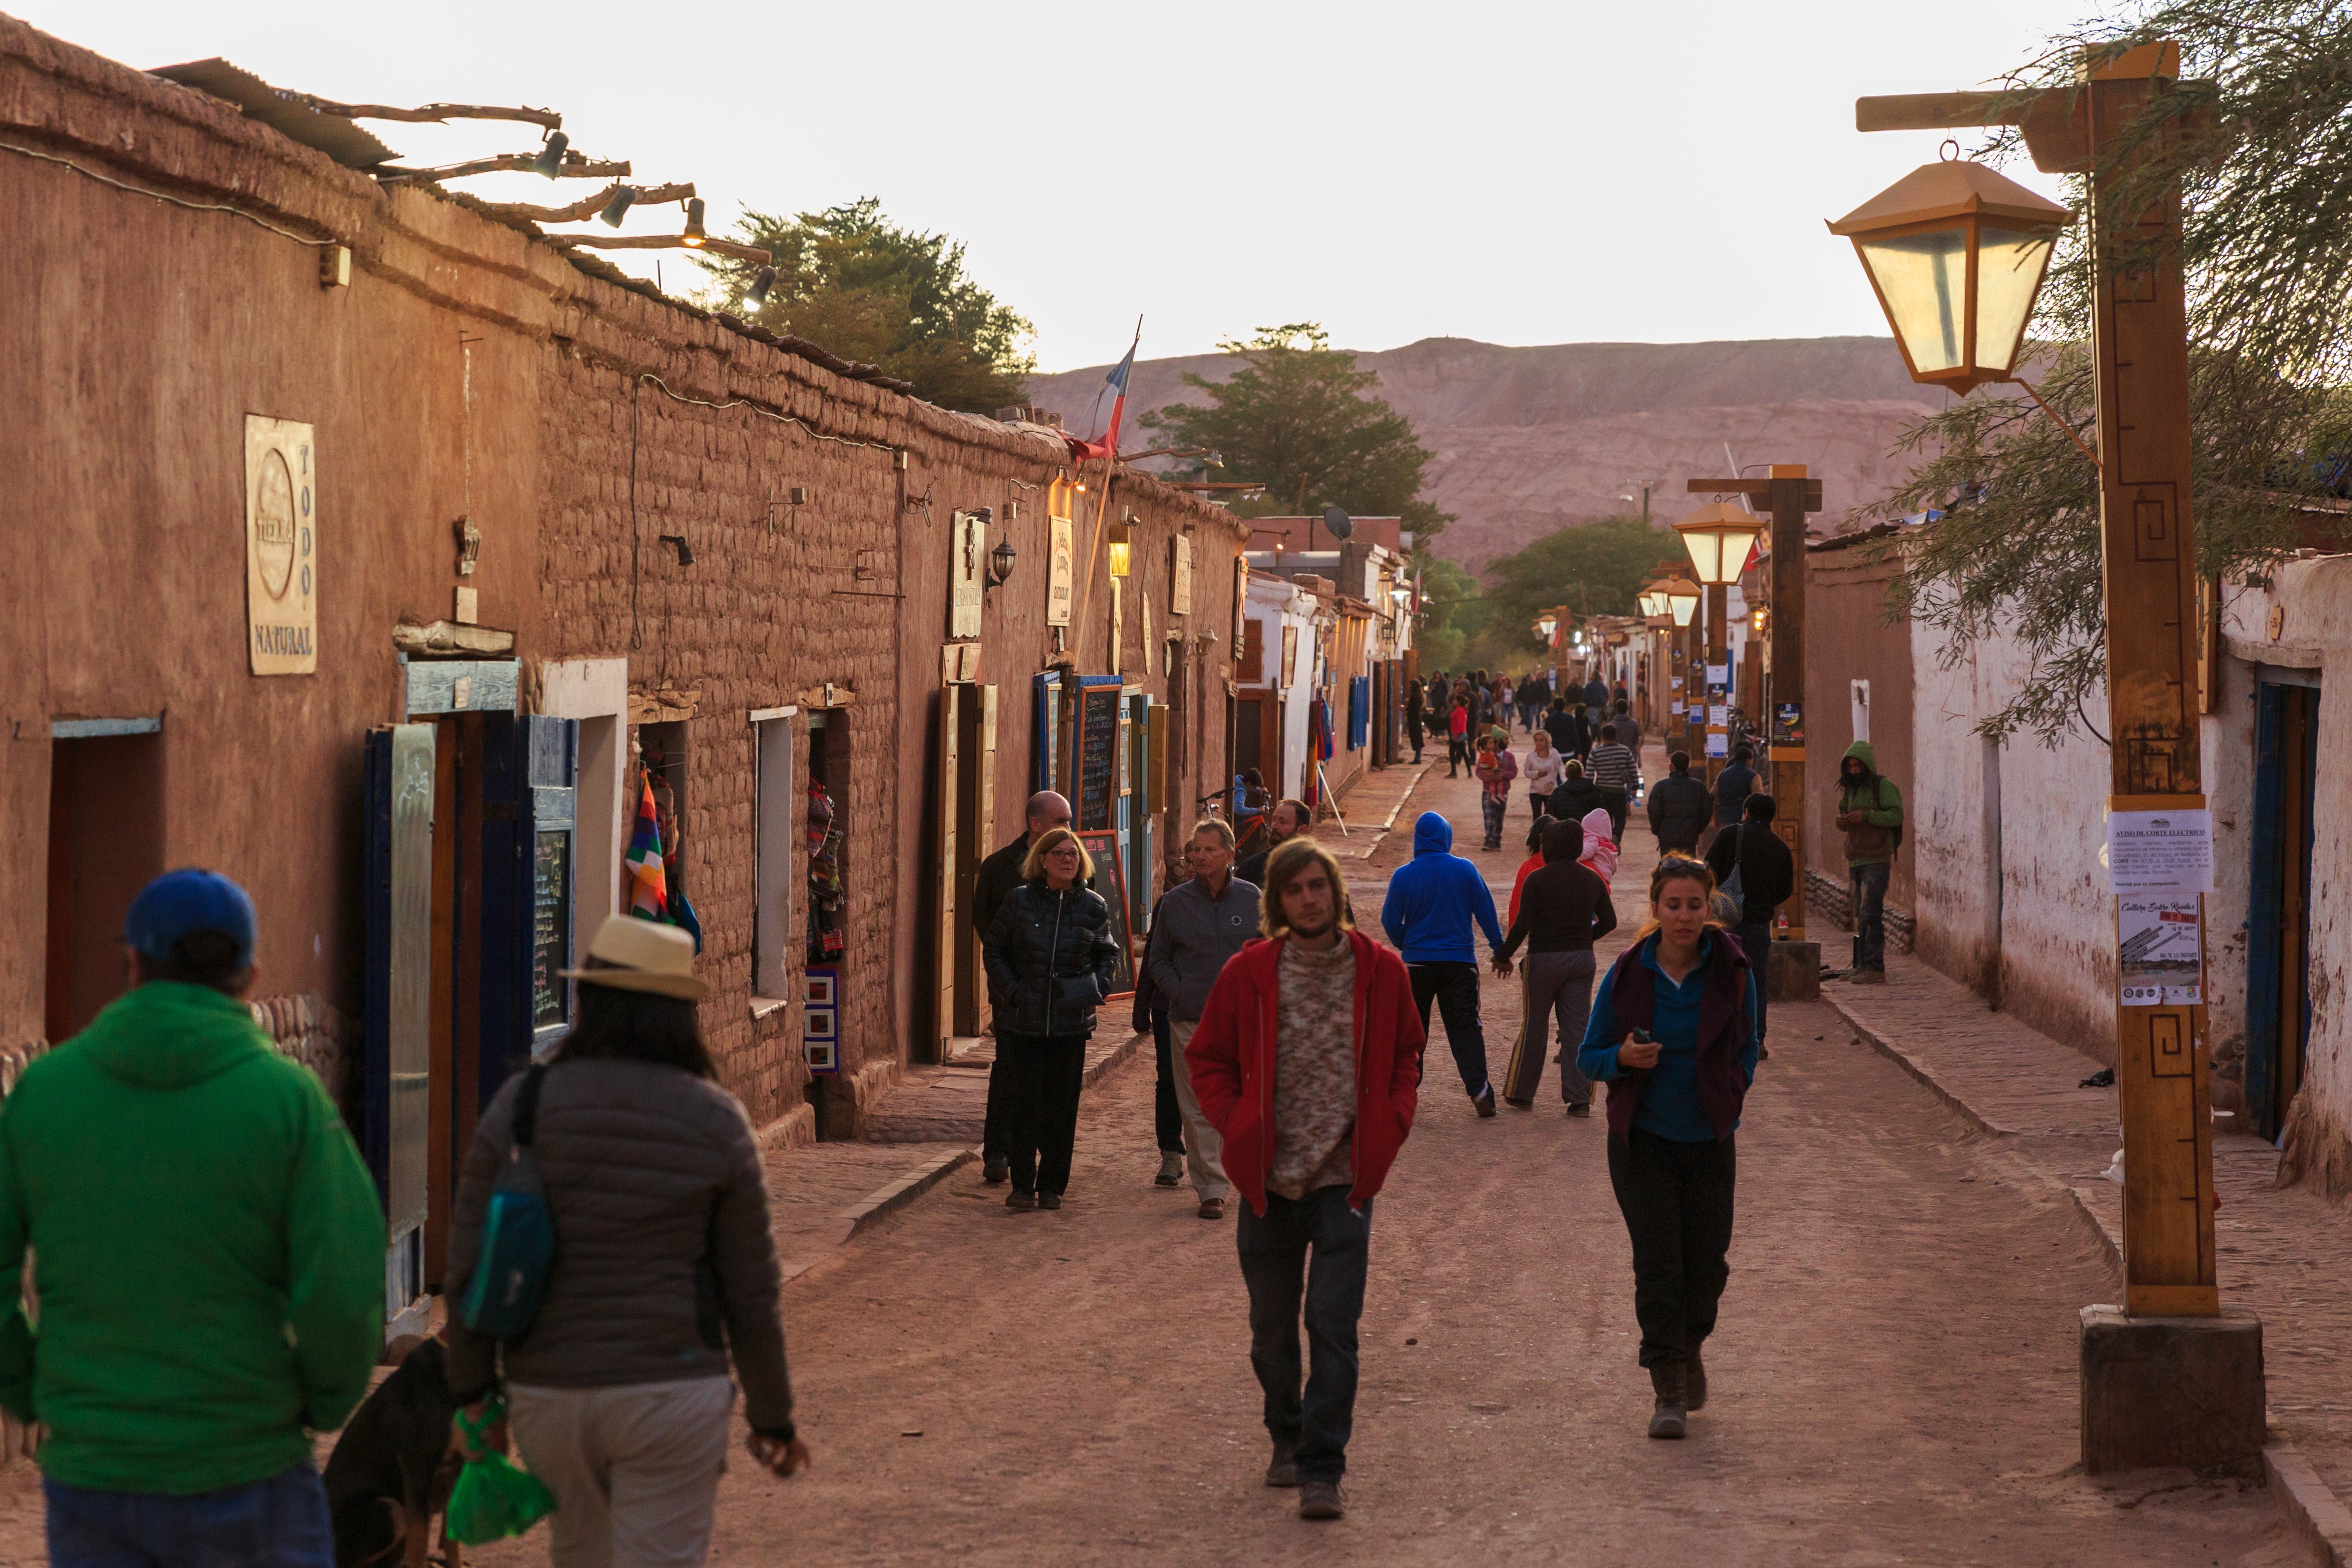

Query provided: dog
[324,1334,465,1568]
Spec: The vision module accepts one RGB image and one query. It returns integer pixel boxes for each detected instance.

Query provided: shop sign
[245,415,317,674]
[1047,509,1074,627]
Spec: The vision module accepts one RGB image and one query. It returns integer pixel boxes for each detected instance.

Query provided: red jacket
[1184,930,1426,1216]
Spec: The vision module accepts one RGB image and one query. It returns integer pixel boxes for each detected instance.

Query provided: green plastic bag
[445,1402,558,1545]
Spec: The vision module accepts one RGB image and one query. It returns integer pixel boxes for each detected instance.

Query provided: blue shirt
[1577,932,1759,1142]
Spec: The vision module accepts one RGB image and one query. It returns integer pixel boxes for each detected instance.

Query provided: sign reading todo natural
[245,415,317,675]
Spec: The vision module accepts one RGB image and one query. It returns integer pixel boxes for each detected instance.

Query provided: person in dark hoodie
[1496,818,1618,1114]
[1834,741,1904,984]
[1577,856,1757,1443]
[1706,792,1796,1055]
[1379,813,1511,1117]
[1644,751,1711,855]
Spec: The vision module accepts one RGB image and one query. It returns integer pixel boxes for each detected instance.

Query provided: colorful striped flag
[625,773,670,921]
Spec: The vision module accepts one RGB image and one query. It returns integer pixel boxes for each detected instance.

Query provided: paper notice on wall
[1670,700,1685,716]
[1706,664,1728,686]
[1670,676,1684,690]
[1708,704,1729,727]
[1706,730,1729,758]
[2105,809,2214,895]
[2117,898,2203,1006]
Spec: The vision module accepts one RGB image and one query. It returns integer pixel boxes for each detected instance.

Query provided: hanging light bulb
[741,266,776,313]
[598,186,637,228]
[530,130,569,178]
[683,198,707,246]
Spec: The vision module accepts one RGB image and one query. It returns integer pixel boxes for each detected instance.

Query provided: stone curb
[1823,987,2352,1558]
[841,1147,978,1241]
[2267,1445,2352,1568]
[1084,1029,1144,1091]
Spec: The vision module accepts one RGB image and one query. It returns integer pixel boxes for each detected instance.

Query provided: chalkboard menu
[1080,829,1134,997]
[532,829,570,1032]
[1076,684,1122,830]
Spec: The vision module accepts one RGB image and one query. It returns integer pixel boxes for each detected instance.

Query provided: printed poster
[2106,809,2214,896]
[2118,898,2202,1006]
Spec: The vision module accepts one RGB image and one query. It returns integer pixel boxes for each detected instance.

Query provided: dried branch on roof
[557,234,771,264]
[377,151,628,184]
[288,96,561,131]
[487,182,695,223]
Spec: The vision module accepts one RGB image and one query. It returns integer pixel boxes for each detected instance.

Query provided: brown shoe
[1198,1197,1226,1221]
[1265,1437,1299,1488]
[1647,1361,1688,1439]
[1298,1479,1346,1519]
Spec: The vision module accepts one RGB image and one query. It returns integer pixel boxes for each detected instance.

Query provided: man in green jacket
[1835,741,1905,984]
[0,869,384,1567]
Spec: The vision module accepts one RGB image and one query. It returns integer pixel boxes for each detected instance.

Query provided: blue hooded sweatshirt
[1380,812,1506,964]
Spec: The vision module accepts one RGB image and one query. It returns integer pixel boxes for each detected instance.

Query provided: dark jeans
[1001,1030,1086,1195]
[982,1043,1012,1166]
[1446,737,1468,774]
[1407,717,1425,760]
[1408,961,1488,1097]
[1735,921,1771,1045]
[1237,1186,1371,1484]
[46,1464,333,1568]
[1151,1008,1184,1154]
[1850,859,1890,971]
[1606,1128,1737,1369]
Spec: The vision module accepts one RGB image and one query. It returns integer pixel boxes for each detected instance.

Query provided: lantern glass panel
[1678,529,1724,584]
[1974,225,2057,379]
[1858,226,1969,374]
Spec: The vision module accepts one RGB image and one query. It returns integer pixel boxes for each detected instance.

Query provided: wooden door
[364,723,436,1341]
[933,684,961,1062]
[952,685,997,1036]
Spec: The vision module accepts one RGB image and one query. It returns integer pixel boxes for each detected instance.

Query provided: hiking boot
[1853,968,1888,986]
[1565,1101,1591,1118]
[1155,1152,1184,1187]
[1265,1437,1299,1488]
[1038,1192,1063,1211]
[1297,1480,1346,1520]
[1004,1189,1036,1213]
[1474,1086,1499,1119]
[1687,1342,1708,1411]
[1198,1196,1226,1220]
[1647,1361,1688,1439]
[982,1158,1010,1186]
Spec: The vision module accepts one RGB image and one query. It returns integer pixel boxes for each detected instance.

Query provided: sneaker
[1155,1152,1184,1188]
[1565,1101,1591,1118]
[1298,1480,1346,1520]
[1038,1192,1063,1211]
[1265,1438,1299,1488]
[982,1158,1010,1186]
[1004,1189,1036,1213]
[1474,1086,1498,1119]
[1647,1361,1688,1440]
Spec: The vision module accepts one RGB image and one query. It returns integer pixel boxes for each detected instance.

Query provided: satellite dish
[1321,504,1354,541]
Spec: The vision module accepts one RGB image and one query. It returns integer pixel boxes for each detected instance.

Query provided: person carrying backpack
[1834,742,1904,984]
[1705,793,1795,1053]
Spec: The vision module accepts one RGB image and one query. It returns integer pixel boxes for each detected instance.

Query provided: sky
[24,0,2098,372]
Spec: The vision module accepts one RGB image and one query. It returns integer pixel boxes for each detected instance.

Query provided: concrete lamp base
[2079,1304,2265,1476]
[1765,941,1821,1003]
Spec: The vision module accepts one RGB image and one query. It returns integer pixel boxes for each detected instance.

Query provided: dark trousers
[1735,921,1771,1045]
[1606,1128,1737,1369]
[1408,961,1488,1096]
[1446,736,1468,774]
[46,1464,333,1568]
[982,1047,1012,1165]
[1151,1009,1184,1154]
[1237,1186,1371,1484]
[1407,717,1425,760]
[1850,859,1890,971]
[1001,1030,1086,1195]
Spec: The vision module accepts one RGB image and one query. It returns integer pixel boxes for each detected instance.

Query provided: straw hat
[560,915,709,1001]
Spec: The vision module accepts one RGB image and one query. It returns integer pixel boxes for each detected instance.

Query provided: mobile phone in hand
[1629,1029,1654,1044]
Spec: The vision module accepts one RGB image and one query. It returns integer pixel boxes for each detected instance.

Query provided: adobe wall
[1801,547,1916,949]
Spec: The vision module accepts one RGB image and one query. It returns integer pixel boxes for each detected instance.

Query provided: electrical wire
[0,139,337,249]
[634,373,899,455]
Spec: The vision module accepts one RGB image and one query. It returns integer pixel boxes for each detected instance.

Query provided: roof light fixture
[598,185,636,227]
[530,130,569,178]
[742,265,776,312]
[683,197,707,246]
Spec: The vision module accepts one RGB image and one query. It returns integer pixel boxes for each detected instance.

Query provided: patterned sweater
[1269,937,1359,1199]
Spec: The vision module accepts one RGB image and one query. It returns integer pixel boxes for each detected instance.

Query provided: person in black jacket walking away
[1544,696,1586,762]
[982,828,1122,1211]
[1496,818,1619,1114]
[1712,745,1757,831]
[1705,793,1795,1056]
[972,792,1074,1185]
[1404,677,1426,763]
[1645,751,1711,855]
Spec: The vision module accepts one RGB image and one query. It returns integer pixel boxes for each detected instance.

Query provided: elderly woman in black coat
[983,827,1122,1211]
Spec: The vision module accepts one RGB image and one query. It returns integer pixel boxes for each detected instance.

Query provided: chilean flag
[1066,322,1140,464]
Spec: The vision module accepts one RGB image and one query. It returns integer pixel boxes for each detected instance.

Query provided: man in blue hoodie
[1380,813,1510,1117]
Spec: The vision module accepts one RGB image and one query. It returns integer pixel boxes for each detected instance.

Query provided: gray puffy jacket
[444,1058,793,1435]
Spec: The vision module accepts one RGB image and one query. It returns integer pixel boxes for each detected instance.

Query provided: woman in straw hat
[982,826,1122,1212]
[445,915,807,1567]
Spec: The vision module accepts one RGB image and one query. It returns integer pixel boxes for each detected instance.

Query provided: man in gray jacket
[1147,819,1262,1219]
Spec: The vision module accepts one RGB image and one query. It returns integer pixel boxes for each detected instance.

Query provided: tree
[1872,0,2352,741]
[1413,555,1487,671]
[1139,324,1454,543]
[1468,515,1676,666]
[699,198,1035,414]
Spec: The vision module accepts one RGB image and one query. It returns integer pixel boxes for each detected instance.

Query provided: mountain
[1025,336,1943,572]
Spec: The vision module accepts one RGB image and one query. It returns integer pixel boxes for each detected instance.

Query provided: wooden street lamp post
[1845,41,2261,1476]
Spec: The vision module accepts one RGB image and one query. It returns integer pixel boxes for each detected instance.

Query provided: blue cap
[122,869,257,968]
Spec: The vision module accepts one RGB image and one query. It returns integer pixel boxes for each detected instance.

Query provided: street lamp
[1673,502,1764,588]
[1663,579,1699,629]
[1828,157,2071,397]
[1536,611,1559,642]
[1637,582,1668,618]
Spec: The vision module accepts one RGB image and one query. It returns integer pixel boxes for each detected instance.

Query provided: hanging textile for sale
[624,774,670,922]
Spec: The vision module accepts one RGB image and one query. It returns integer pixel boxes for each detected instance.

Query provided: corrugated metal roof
[148,59,400,169]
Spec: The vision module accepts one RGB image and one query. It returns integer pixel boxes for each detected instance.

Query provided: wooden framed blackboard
[1080,829,1135,998]
[1076,682,1122,829]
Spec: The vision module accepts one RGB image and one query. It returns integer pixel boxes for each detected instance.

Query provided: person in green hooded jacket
[1835,742,1904,984]
[0,868,384,1567]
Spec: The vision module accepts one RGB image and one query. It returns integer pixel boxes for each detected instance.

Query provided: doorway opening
[804,710,849,1138]
[45,728,166,1043]
[2248,678,2320,1140]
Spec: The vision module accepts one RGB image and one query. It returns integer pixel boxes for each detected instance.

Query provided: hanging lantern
[1673,502,1765,587]
[1664,579,1700,628]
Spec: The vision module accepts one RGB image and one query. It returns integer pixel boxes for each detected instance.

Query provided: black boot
[1687,1341,1708,1411]
[1647,1360,1688,1439]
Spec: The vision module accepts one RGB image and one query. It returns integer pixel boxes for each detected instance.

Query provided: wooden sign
[245,415,317,674]
[949,509,985,638]
[1171,534,1193,616]
[1048,510,1075,627]
[1076,683,1122,830]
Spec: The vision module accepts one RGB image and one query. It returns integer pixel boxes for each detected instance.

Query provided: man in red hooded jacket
[1186,836,1425,1522]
